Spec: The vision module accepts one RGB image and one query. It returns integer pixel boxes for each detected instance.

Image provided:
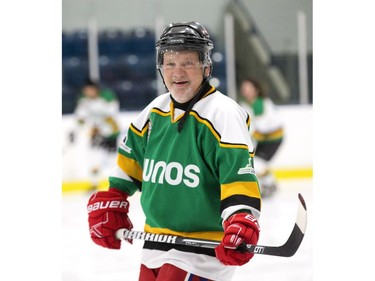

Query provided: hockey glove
[215,212,260,266]
[87,188,133,249]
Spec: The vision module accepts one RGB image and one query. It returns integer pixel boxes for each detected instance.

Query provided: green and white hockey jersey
[109,84,261,280]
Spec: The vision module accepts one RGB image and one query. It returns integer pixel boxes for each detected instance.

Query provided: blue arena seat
[62,84,79,114]
[127,27,156,55]
[62,57,89,88]
[112,79,157,111]
[211,51,227,77]
[62,30,88,59]
[99,55,127,83]
[98,29,131,57]
[121,54,157,80]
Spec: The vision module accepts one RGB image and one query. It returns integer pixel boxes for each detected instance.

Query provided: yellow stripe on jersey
[253,128,284,142]
[151,107,171,117]
[129,123,148,137]
[117,153,143,182]
[144,224,224,242]
[246,114,251,128]
[220,142,248,150]
[201,85,216,99]
[221,181,261,201]
[190,111,250,150]
[151,106,184,124]
[190,111,221,140]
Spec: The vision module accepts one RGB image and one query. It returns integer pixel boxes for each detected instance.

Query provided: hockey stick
[116,193,307,257]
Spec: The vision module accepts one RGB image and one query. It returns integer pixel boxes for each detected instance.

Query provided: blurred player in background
[240,77,284,197]
[74,78,120,192]
[87,22,262,281]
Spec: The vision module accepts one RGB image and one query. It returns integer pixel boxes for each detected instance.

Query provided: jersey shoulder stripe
[130,93,171,131]
[193,91,254,151]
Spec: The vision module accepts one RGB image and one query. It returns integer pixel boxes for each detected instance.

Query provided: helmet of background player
[156,21,214,79]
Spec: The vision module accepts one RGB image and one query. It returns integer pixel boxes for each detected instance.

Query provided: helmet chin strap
[157,69,168,91]
[177,78,209,133]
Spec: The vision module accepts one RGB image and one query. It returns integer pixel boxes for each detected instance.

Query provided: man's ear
[204,66,211,78]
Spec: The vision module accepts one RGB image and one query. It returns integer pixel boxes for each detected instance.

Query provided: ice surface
[62,179,312,281]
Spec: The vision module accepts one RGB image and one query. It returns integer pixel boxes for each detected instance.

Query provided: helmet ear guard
[156,21,214,78]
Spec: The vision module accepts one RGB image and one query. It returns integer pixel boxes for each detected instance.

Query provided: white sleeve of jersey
[254,98,283,133]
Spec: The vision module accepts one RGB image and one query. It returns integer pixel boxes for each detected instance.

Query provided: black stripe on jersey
[130,175,142,191]
[190,110,249,148]
[130,123,141,134]
[190,109,221,138]
[220,140,249,147]
[142,120,150,132]
[221,195,261,214]
[246,113,251,128]
[130,120,150,135]
[152,107,170,115]
[143,241,216,257]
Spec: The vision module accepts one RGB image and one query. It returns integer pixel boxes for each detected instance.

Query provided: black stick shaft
[116,193,307,257]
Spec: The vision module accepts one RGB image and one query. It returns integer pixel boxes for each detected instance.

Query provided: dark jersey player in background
[87,21,262,281]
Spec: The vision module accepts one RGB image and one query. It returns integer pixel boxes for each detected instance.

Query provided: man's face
[240,81,258,104]
[82,85,99,99]
[161,50,207,103]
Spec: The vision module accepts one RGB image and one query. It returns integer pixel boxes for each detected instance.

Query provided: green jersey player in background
[74,79,120,192]
[239,77,284,198]
[87,21,262,281]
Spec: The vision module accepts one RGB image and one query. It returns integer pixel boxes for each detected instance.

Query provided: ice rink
[63,179,313,281]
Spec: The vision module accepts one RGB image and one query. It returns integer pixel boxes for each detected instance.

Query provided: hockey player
[74,79,120,191]
[239,77,284,197]
[87,22,261,281]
